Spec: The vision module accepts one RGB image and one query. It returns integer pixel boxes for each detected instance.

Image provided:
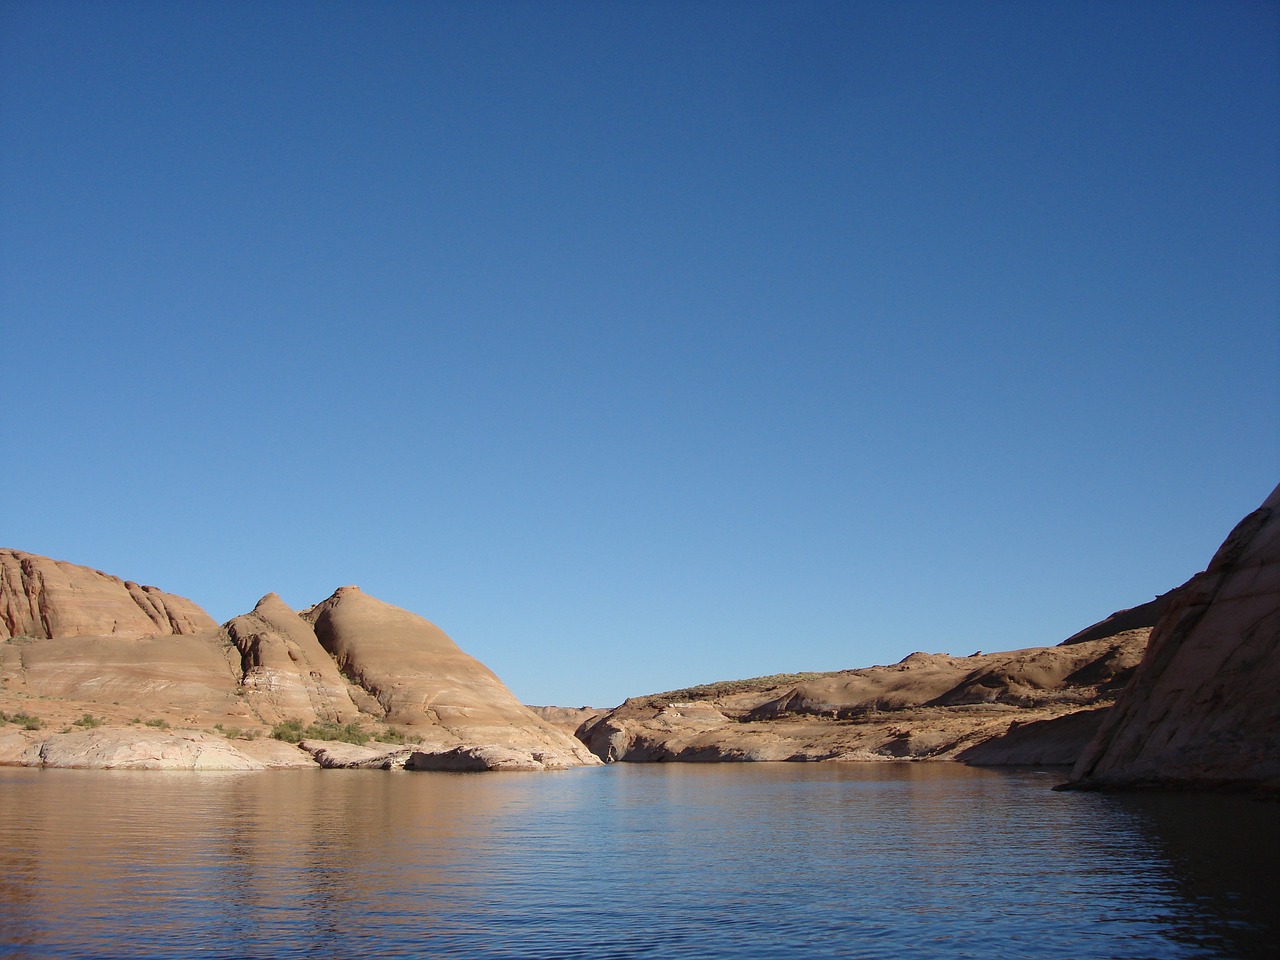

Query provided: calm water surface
[0,764,1275,959]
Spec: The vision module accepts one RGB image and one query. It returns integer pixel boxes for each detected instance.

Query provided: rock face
[580,631,1148,765]
[1067,484,1280,790]
[302,586,600,770]
[2,630,247,724]
[1,552,600,771]
[1,549,215,640]
[225,594,361,726]
[0,728,268,770]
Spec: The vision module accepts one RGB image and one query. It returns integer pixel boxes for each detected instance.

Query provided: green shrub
[375,728,409,744]
[213,723,257,740]
[73,714,101,728]
[270,718,370,745]
[303,721,370,745]
[13,713,43,730]
[144,718,171,729]
[271,718,306,742]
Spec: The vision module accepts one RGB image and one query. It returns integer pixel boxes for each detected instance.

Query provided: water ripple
[0,764,1274,959]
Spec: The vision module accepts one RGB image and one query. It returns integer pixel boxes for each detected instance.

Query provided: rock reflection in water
[1113,791,1280,959]
[0,765,1274,960]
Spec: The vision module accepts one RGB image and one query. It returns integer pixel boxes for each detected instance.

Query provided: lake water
[0,763,1275,960]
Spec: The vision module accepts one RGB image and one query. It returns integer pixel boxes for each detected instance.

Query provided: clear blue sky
[3,1,1277,707]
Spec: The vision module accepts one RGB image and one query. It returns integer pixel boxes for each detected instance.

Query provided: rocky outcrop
[581,632,1148,765]
[1058,587,1187,645]
[11,728,267,770]
[301,586,601,770]
[1,552,601,771]
[955,708,1112,766]
[1066,484,1280,791]
[407,744,559,772]
[527,705,608,736]
[1,549,215,640]
[225,594,361,725]
[298,739,414,769]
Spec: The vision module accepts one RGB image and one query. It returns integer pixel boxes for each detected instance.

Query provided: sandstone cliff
[0,552,599,771]
[225,593,362,726]
[1,549,215,640]
[1066,484,1280,790]
[302,586,599,769]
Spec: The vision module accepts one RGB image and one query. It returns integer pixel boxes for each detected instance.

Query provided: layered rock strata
[301,586,600,769]
[580,629,1148,765]
[1067,484,1280,790]
[225,593,361,726]
[1,549,214,640]
[1,552,599,771]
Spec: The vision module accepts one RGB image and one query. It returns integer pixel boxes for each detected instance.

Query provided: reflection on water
[0,764,1273,959]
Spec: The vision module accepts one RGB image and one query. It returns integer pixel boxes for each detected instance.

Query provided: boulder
[407,744,555,772]
[298,739,415,769]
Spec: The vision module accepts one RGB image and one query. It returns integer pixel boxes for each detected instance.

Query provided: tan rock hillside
[302,586,600,769]
[1,549,215,640]
[1067,483,1280,790]
[1,552,599,770]
[225,593,361,726]
[1,550,248,732]
[580,627,1149,765]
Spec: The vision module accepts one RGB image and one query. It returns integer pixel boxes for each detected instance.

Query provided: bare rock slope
[0,551,598,770]
[580,628,1151,766]
[1,549,215,640]
[302,586,599,769]
[225,593,362,726]
[1067,484,1280,790]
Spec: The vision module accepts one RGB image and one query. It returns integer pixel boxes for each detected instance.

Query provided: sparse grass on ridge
[641,671,845,706]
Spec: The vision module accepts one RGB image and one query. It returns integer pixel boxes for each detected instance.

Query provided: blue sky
[3,1,1277,707]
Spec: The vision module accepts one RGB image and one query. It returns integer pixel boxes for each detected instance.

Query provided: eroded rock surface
[1068,484,1280,790]
[21,728,266,770]
[1,553,600,771]
[225,594,361,725]
[581,631,1148,765]
[527,705,608,736]
[298,739,414,769]
[302,586,601,770]
[1,549,215,640]
[407,744,552,772]
[1,629,249,727]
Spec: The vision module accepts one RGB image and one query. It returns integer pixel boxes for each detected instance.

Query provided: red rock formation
[1,553,601,770]
[1067,484,1280,790]
[581,633,1147,764]
[224,594,362,725]
[301,586,600,769]
[0,549,215,639]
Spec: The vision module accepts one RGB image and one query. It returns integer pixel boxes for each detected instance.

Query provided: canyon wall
[1067,484,1280,790]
